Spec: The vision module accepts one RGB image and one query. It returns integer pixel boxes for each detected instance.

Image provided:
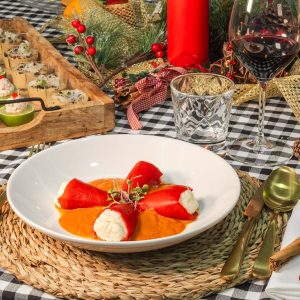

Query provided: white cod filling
[179,190,199,214]
[94,210,127,242]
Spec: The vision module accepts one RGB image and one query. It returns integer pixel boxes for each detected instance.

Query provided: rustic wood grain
[0,17,115,150]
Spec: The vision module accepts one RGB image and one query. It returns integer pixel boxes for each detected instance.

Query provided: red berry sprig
[151,43,166,59]
[67,19,104,83]
[68,19,97,57]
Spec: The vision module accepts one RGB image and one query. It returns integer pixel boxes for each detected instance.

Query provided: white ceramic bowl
[7,135,240,253]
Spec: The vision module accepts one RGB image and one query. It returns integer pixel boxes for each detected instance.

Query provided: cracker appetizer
[49,89,88,107]
[11,61,48,90]
[28,74,63,103]
[3,40,38,71]
[0,29,22,61]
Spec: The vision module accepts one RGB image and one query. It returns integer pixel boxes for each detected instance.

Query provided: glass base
[227,137,293,167]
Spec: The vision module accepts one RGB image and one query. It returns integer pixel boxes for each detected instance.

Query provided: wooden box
[0,17,115,151]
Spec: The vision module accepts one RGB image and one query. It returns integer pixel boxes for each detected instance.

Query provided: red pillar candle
[167,0,209,68]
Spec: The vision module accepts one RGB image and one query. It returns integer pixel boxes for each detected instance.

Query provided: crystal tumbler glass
[170,73,235,149]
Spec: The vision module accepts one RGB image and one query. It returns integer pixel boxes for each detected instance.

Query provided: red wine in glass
[232,36,299,81]
[227,0,300,166]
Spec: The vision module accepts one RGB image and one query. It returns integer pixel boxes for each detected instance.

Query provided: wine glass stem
[256,81,268,148]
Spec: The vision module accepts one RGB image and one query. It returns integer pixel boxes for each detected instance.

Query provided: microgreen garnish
[107,178,149,209]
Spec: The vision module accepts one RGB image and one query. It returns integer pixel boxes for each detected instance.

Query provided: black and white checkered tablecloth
[0,1,299,299]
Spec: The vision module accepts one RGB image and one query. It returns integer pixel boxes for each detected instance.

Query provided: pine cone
[293,140,300,160]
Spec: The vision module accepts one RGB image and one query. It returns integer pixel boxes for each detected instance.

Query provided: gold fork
[0,142,52,209]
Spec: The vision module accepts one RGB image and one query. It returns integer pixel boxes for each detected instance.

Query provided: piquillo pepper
[138,185,198,220]
[94,203,138,241]
[58,178,109,209]
[122,160,162,191]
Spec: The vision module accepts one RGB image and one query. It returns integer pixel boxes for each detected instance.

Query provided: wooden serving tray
[0,17,115,151]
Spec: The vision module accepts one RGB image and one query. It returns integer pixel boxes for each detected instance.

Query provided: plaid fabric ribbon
[127,66,187,130]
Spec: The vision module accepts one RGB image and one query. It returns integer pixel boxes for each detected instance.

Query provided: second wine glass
[227,0,299,166]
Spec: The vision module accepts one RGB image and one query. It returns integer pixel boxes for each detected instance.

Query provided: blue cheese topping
[17,62,47,75]
[0,30,20,44]
[6,41,32,58]
[54,89,87,104]
[29,74,60,89]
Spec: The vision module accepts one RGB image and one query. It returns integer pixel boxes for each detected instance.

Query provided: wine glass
[227,0,300,166]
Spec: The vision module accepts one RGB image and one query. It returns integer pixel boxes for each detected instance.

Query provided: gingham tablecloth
[0,1,299,299]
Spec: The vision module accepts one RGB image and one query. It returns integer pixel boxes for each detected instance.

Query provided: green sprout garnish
[35,79,47,88]
[107,179,149,209]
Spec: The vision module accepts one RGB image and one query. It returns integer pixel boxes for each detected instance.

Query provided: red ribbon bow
[127,66,187,130]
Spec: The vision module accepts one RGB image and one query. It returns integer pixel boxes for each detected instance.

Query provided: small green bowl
[0,104,34,126]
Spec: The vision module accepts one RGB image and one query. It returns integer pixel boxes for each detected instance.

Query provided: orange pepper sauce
[58,179,190,241]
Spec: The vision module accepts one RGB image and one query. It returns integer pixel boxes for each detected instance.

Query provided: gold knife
[221,185,264,280]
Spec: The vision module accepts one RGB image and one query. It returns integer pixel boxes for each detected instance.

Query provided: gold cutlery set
[221,166,300,280]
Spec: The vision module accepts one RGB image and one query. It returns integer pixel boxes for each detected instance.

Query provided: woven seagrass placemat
[0,172,288,300]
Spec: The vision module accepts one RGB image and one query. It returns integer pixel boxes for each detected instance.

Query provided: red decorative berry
[86,36,95,45]
[159,43,165,50]
[151,43,162,52]
[11,92,18,98]
[150,61,160,68]
[276,29,286,36]
[226,72,234,80]
[260,28,272,35]
[227,43,233,51]
[74,45,84,55]
[87,46,96,56]
[71,19,81,28]
[66,34,76,44]
[155,50,164,58]
[229,60,237,66]
[0,75,3,79]
[77,24,86,34]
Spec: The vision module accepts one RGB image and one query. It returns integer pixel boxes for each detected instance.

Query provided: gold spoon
[252,166,300,279]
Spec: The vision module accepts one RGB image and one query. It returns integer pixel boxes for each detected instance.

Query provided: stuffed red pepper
[93,203,138,242]
[122,161,163,191]
[57,178,109,209]
[138,185,199,220]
